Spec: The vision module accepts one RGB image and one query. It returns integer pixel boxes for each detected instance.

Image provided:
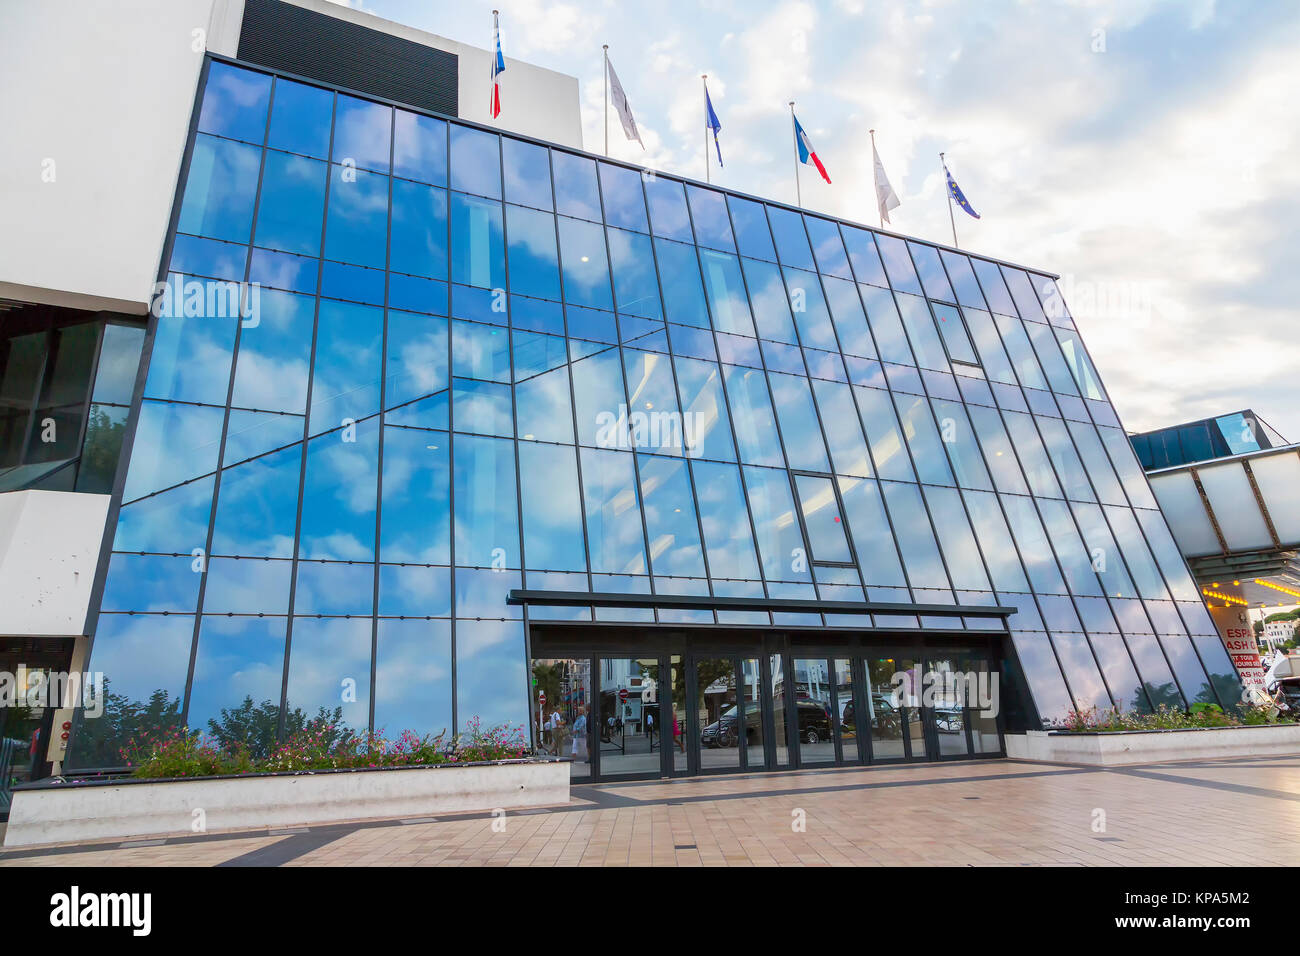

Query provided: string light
[1254,579,1300,601]
[1201,587,1247,607]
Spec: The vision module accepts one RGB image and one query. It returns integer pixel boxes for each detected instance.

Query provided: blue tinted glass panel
[811,379,870,477]
[931,303,979,366]
[804,217,852,278]
[555,216,612,310]
[741,258,795,343]
[456,620,528,729]
[187,616,288,733]
[794,474,851,563]
[698,250,754,337]
[449,126,501,198]
[298,420,378,560]
[766,206,815,270]
[1055,329,1105,401]
[580,447,647,573]
[390,179,447,279]
[822,277,873,358]
[308,300,382,433]
[840,226,889,287]
[922,485,989,591]
[907,242,955,302]
[1001,495,1066,593]
[1070,501,1135,599]
[231,288,314,413]
[967,405,1028,494]
[248,248,318,294]
[144,311,237,405]
[1036,416,1095,501]
[653,238,707,328]
[268,78,332,158]
[598,163,648,232]
[938,250,987,310]
[210,447,299,557]
[961,308,1015,383]
[332,94,391,172]
[393,110,447,185]
[837,476,906,587]
[1051,633,1112,712]
[744,465,810,583]
[552,151,601,220]
[178,135,261,243]
[608,229,661,319]
[727,196,776,261]
[325,166,388,268]
[518,441,585,572]
[962,489,1028,591]
[506,204,560,300]
[254,151,328,256]
[453,433,517,566]
[379,426,451,563]
[1026,322,1078,394]
[723,365,783,466]
[853,386,912,482]
[644,177,693,241]
[858,285,913,366]
[502,137,553,210]
[199,61,270,143]
[881,481,948,589]
[931,399,991,490]
[450,192,505,289]
[892,393,952,485]
[638,453,706,577]
[782,268,837,351]
[1001,267,1049,323]
[994,313,1048,390]
[874,234,923,295]
[285,617,371,734]
[895,294,948,371]
[970,258,1017,315]
[1001,410,1060,497]
[767,372,830,472]
[673,356,733,462]
[691,460,760,579]
[1038,498,1103,596]
[686,184,734,252]
[373,619,452,736]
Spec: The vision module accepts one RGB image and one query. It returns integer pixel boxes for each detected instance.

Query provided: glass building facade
[66,56,1244,771]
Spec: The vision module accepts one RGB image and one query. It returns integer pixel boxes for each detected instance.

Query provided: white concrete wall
[0,490,109,636]
[1006,725,1300,766]
[4,760,570,847]
[0,0,237,314]
[284,0,583,148]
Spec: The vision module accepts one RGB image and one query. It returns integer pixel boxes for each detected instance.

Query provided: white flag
[607,58,644,149]
[873,141,901,224]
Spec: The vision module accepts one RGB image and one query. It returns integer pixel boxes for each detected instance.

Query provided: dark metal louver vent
[238,0,458,117]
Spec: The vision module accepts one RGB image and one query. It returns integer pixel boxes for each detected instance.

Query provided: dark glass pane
[268,78,332,158]
[198,61,270,143]
[794,474,851,563]
[907,242,955,302]
[932,303,978,365]
[75,403,129,493]
[393,110,447,185]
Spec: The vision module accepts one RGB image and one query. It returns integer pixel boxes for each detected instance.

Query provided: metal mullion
[66,57,213,768]
[178,75,276,728]
[595,168,657,614]
[685,194,772,605]
[497,139,537,743]
[278,86,338,741]
[368,107,396,737]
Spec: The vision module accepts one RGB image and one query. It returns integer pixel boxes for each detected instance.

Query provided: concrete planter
[2,758,569,849]
[1005,723,1300,766]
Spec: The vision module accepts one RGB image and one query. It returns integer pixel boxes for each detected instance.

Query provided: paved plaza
[3,754,1298,867]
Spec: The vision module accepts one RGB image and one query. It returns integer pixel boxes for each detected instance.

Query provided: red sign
[618,688,628,703]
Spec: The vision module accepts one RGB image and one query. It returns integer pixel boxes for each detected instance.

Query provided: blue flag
[705,87,723,167]
[944,163,979,219]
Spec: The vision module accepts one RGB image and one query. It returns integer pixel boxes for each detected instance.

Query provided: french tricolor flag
[793,113,831,184]
[490,11,505,119]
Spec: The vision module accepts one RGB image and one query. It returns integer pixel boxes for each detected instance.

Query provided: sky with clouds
[328,0,1300,438]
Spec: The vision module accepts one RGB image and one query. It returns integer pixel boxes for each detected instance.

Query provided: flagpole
[941,152,959,248]
[603,45,609,157]
[702,75,710,184]
[789,101,801,207]
[869,129,882,228]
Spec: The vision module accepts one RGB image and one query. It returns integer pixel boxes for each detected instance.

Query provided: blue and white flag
[944,161,980,219]
[491,12,505,118]
[705,85,723,167]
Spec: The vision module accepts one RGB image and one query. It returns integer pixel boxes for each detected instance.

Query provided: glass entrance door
[597,656,660,778]
[694,657,740,774]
